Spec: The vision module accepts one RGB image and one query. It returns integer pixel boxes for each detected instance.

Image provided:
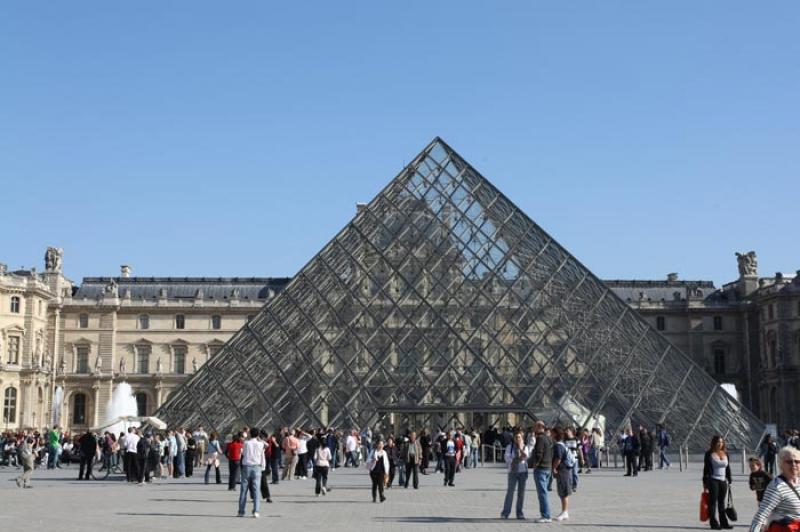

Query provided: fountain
[104,381,139,435]
[52,386,63,426]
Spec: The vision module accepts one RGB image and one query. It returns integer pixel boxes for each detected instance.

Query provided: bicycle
[91,453,123,480]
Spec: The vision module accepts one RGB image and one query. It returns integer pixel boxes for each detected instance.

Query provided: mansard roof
[73,276,290,300]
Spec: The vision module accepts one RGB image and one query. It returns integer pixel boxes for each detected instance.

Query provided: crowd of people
[6,421,800,530]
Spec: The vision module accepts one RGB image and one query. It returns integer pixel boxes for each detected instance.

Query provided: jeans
[589,447,598,468]
[328,445,337,468]
[659,447,671,468]
[404,462,419,489]
[397,459,406,486]
[571,466,579,489]
[502,471,528,518]
[270,457,280,483]
[315,465,328,494]
[177,450,186,477]
[707,478,730,527]
[471,447,479,468]
[444,455,456,485]
[238,465,262,516]
[533,468,552,519]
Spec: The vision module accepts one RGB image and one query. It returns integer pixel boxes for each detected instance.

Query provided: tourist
[749,457,772,503]
[590,427,604,468]
[167,429,177,478]
[385,436,398,488]
[267,433,281,484]
[552,426,575,522]
[136,431,150,484]
[463,430,472,469]
[159,433,170,479]
[403,431,422,489]
[78,429,97,481]
[470,428,481,468]
[420,429,431,474]
[238,427,266,518]
[622,427,640,477]
[750,446,800,531]
[313,434,331,496]
[702,435,733,530]
[761,434,779,476]
[639,425,653,472]
[501,431,530,520]
[46,425,61,469]
[325,428,338,470]
[204,432,223,485]
[657,424,671,469]
[564,427,580,490]
[295,429,310,479]
[579,428,592,474]
[226,432,244,490]
[193,425,208,467]
[367,439,389,503]
[185,432,196,477]
[258,433,273,504]
[443,432,456,487]
[15,437,36,488]
[282,428,299,480]
[361,426,373,456]
[531,421,553,523]
[175,427,186,478]
[345,429,359,467]
[147,434,162,482]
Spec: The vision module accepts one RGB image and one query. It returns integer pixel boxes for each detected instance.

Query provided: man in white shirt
[238,427,266,518]
[193,426,208,467]
[345,430,359,467]
[125,427,141,483]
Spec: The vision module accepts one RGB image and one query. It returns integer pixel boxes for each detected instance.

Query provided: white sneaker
[535,517,552,523]
[253,512,260,519]
[321,487,327,495]
[555,512,569,521]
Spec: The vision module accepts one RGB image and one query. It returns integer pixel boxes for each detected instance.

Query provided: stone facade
[2,248,799,434]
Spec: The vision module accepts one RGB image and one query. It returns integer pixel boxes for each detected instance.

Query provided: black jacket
[702,450,732,489]
[532,434,553,469]
[79,433,97,457]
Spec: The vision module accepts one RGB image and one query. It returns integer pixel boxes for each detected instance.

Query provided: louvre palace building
[1,142,797,448]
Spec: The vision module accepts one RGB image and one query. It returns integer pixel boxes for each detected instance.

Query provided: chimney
[775,272,784,283]
[120,265,131,278]
[667,273,678,282]
[0,263,6,275]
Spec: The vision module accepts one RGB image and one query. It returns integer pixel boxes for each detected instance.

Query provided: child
[749,457,771,502]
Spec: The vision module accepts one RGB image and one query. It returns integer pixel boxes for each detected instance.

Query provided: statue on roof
[736,251,758,277]
[44,247,63,272]
[104,278,119,297]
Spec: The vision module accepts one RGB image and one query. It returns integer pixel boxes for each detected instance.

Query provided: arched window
[72,393,86,425]
[211,315,222,330]
[10,296,20,313]
[135,393,148,416]
[138,314,150,330]
[3,388,17,424]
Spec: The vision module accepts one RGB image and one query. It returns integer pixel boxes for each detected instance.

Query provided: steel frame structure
[156,138,764,451]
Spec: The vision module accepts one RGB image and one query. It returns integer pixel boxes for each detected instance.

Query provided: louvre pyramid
[157,138,763,451]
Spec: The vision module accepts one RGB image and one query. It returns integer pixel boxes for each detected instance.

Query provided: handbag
[725,484,738,522]
[699,491,710,522]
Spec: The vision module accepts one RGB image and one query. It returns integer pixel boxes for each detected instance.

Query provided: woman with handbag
[367,439,389,503]
[702,435,733,530]
[750,446,800,531]
[501,431,530,520]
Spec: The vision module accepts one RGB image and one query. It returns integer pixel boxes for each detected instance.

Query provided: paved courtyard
[0,460,757,531]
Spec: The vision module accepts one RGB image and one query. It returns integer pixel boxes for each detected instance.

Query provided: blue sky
[2,2,798,285]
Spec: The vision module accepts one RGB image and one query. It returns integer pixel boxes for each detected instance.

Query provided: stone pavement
[0,461,758,531]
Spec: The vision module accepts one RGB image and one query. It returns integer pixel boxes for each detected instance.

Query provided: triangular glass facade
[157,138,763,450]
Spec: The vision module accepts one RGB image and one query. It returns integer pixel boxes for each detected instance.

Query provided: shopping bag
[699,491,710,522]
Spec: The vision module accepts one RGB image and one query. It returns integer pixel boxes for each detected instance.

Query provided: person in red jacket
[226,433,244,491]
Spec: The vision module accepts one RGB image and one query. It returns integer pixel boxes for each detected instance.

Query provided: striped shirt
[750,476,800,532]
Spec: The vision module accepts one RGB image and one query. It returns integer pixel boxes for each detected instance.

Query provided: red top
[227,440,244,461]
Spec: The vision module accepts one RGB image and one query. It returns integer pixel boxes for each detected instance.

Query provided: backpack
[557,442,576,469]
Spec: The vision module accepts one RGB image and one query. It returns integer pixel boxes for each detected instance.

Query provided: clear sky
[2,2,798,286]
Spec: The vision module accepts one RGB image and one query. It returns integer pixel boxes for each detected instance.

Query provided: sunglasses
[784,460,800,466]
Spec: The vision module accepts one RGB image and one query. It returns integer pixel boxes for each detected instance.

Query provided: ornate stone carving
[156,356,162,374]
[192,357,198,373]
[94,354,102,374]
[44,247,63,272]
[104,279,119,297]
[736,251,758,277]
[119,357,127,376]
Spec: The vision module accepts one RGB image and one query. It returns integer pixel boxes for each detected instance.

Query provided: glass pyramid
[156,138,763,451]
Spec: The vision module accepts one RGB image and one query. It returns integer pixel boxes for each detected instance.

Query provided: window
[175,314,185,330]
[3,388,17,424]
[769,304,774,320]
[173,345,186,374]
[713,347,726,374]
[767,331,778,368]
[7,336,20,364]
[713,316,723,331]
[137,344,151,374]
[138,314,150,330]
[72,393,86,425]
[76,346,90,373]
[10,296,20,313]
[135,393,148,416]
[79,314,89,328]
[38,300,43,315]
[208,344,222,357]
[656,316,666,331]
[211,315,222,330]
